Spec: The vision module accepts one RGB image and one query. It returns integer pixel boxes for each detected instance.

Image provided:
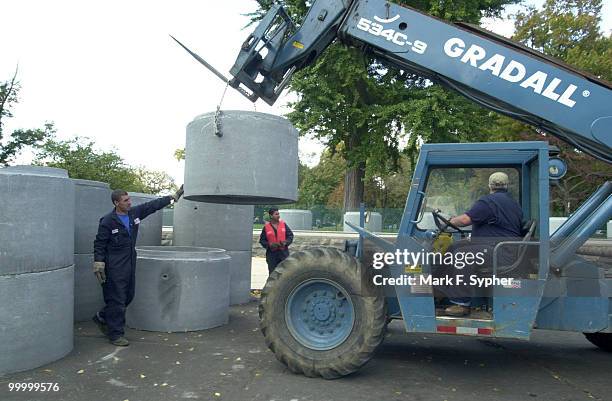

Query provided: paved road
[1,303,610,401]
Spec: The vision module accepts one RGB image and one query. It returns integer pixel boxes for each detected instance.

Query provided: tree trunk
[343,162,365,211]
[343,125,367,211]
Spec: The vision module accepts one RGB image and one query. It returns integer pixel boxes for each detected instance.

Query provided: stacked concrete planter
[0,166,75,375]
[279,209,313,230]
[73,179,111,322]
[173,199,254,305]
[343,211,383,233]
[129,192,163,246]
[127,246,231,332]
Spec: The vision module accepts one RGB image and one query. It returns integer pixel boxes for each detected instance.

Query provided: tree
[249,0,517,210]
[34,136,177,194]
[493,0,612,214]
[0,68,54,165]
[296,147,345,208]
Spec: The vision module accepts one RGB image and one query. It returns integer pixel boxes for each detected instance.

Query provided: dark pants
[99,262,136,340]
[433,240,492,306]
[266,249,289,274]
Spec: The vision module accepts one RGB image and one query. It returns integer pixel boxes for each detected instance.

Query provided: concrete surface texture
[184,110,298,204]
[128,192,163,246]
[173,199,254,305]
[173,199,254,251]
[0,166,75,274]
[0,266,74,376]
[73,179,111,254]
[126,246,231,332]
[343,211,383,233]
[73,253,104,322]
[2,303,612,401]
[279,209,313,230]
[226,251,253,305]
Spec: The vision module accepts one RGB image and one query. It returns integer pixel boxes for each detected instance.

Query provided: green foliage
[0,69,53,165]
[296,148,346,208]
[34,136,177,194]
[250,0,517,208]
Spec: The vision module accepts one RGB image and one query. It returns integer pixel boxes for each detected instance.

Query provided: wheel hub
[286,279,355,350]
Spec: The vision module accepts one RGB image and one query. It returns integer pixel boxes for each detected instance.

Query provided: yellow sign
[405,264,422,274]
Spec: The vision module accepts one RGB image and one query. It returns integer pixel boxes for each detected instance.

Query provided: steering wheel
[431,209,465,234]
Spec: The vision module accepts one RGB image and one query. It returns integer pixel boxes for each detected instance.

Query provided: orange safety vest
[264,220,287,251]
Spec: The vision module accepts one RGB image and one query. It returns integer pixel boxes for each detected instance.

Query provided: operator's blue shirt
[466,190,523,240]
[117,213,130,235]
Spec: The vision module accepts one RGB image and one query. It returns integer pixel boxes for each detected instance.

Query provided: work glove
[270,242,280,249]
[173,184,184,202]
[93,261,106,284]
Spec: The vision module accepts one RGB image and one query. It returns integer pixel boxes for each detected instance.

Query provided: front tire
[259,247,386,379]
[584,332,612,352]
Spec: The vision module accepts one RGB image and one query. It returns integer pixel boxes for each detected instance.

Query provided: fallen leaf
[235,357,241,361]
[77,369,85,374]
[189,347,195,351]
[43,369,53,373]
[140,374,146,379]
[176,361,181,365]
[214,392,221,397]
[161,383,168,387]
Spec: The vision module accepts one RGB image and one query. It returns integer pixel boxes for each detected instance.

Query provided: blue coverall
[93,196,172,340]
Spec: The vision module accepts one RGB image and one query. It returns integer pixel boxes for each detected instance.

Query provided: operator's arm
[132,196,173,221]
[460,199,494,227]
[449,214,472,227]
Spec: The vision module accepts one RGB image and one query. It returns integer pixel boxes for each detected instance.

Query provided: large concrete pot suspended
[184,111,298,204]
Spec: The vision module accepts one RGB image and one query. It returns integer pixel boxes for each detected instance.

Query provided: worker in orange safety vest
[259,207,294,274]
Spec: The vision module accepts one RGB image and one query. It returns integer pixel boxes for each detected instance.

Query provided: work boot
[110,337,130,347]
[444,305,471,317]
[92,314,109,337]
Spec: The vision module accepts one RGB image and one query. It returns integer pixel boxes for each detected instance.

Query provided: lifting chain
[214,81,230,137]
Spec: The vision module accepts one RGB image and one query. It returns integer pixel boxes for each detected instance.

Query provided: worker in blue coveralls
[92,186,183,346]
[438,172,523,317]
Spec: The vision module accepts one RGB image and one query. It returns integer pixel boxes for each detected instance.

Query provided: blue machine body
[350,141,611,340]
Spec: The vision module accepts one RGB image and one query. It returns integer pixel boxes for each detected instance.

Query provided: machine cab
[375,141,552,340]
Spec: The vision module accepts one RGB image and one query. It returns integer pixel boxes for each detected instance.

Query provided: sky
[1,0,611,185]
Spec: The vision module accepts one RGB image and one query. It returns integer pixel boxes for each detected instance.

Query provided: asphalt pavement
[1,302,611,401]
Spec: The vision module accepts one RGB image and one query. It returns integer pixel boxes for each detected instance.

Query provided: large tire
[259,247,386,379]
[584,332,612,352]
